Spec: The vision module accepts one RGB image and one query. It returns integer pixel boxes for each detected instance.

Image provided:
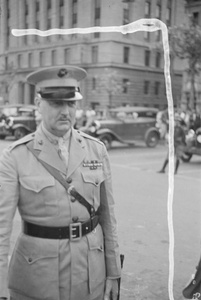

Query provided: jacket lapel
[67,129,86,178]
[33,127,67,174]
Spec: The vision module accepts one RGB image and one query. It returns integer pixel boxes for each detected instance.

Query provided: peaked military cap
[26,65,87,101]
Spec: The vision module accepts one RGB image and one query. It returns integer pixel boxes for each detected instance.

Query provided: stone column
[24,83,31,104]
[29,0,35,45]
[52,0,59,42]
[39,0,46,45]
[18,0,25,47]
[0,0,7,54]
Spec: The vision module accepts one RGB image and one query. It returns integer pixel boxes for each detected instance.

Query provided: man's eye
[68,101,76,107]
[48,101,62,106]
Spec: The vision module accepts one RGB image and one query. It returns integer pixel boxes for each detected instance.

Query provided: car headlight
[89,120,100,133]
[197,134,201,143]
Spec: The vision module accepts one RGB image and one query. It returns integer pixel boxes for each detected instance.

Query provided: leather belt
[23,215,99,240]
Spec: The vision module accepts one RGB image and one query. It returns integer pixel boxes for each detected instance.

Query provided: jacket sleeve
[99,145,121,278]
[0,148,19,298]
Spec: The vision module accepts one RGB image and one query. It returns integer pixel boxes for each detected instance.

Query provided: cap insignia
[57,68,68,78]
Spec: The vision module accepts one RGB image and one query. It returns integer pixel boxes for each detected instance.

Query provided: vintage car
[81,106,160,149]
[181,128,201,162]
[0,104,37,140]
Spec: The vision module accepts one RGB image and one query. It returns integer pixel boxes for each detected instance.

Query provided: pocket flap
[20,175,55,192]
[15,234,58,264]
[87,225,104,251]
[81,171,105,186]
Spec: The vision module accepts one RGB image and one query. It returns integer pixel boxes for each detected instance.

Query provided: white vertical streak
[11,18,175,300]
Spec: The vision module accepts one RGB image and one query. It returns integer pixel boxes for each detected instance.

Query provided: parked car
[0,104,37,140]
[81,106,160,149]
[181,128,201,162]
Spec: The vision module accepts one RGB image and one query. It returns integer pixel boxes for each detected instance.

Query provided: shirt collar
[41,122,71,145]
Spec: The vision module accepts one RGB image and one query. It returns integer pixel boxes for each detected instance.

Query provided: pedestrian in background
[158,114,186,175]
[156,106,169,141]
[0,66,121,300]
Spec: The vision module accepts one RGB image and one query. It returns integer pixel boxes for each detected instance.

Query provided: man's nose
[61,103,70,114]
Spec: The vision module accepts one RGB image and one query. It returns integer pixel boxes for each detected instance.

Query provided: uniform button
[38,140,43,145]
[71,197,76,203]
[66,178,72,184]
[95,180,99,185]
[28,257,33,263]
[72,216,79,222]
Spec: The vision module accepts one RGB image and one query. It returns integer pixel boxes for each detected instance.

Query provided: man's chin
[53,125,71,136]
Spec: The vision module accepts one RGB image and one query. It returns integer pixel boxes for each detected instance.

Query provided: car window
[19,109,34,117]
[2,108,18,116]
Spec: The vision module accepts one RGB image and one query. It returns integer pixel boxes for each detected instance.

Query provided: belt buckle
[69,222,82,241]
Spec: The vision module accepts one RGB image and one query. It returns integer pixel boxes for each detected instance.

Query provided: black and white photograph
[0,1,201,300]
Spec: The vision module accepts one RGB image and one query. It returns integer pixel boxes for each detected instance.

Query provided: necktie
[58,138,69,166]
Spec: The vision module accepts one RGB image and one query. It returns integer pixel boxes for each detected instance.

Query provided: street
[0,139,201,300]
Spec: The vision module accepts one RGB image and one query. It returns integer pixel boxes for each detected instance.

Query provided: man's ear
[34,96,42,113]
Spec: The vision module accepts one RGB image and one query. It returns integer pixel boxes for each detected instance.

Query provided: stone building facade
[0,0,188,109]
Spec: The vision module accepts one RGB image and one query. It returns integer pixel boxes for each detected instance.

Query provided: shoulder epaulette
[8,133,35,152]
[77,130,104,145]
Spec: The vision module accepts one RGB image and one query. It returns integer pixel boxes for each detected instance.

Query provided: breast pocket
[81,170,106,206]
[8,233,59,300]
[19,175,59,216]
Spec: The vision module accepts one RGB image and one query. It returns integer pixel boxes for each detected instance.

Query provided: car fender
[12,124,32,132]
[96,128,125,143]
[196,127,201,135]
[144,127,160,140]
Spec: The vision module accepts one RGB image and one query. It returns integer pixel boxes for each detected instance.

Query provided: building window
[154,81,160,95]
[123,8,129,25]
[40,51,45,66]
[144,49,150,66]
[47,0,51,10]
[144,80,150,94]
[94,0,101,38]
[52,50,57,65]
[28,53,33,68]
[92,46,98,63]
[6,26,10,48]
[122,79,130,93]
[72,0,78,27]
[64,48,70,64]
[145,0,151,18]
[144,31,150,41]
[60,15,64,28]
[36,0,40,12]
[60,0,64,7]
[156,0,161,19]
[17,54,22,68]
[155,52,161,68]
[25,1,28,15]
[5,56,8,70]
[156,30,161,41]
[47,18,51,29]
[193,12,199,25]
[123,47,129,63]
[36,20,39,29]
[166,0,172,26]
[92,77,96,90]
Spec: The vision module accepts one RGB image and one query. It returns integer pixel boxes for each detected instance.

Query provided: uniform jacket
[0,126,121,300]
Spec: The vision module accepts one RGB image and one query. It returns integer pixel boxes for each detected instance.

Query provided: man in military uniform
[0,66,121,300]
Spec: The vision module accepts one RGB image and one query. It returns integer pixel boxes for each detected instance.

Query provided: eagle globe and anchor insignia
[57,68,68,78]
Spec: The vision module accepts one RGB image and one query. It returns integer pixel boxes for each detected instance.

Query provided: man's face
[35,98,77,137]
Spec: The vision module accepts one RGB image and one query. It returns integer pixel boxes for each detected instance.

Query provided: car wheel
[0,135,6,139]
[14,128,27,140]
[181,152,193,162]
[145,131,159,148]
[99,134,112,150]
